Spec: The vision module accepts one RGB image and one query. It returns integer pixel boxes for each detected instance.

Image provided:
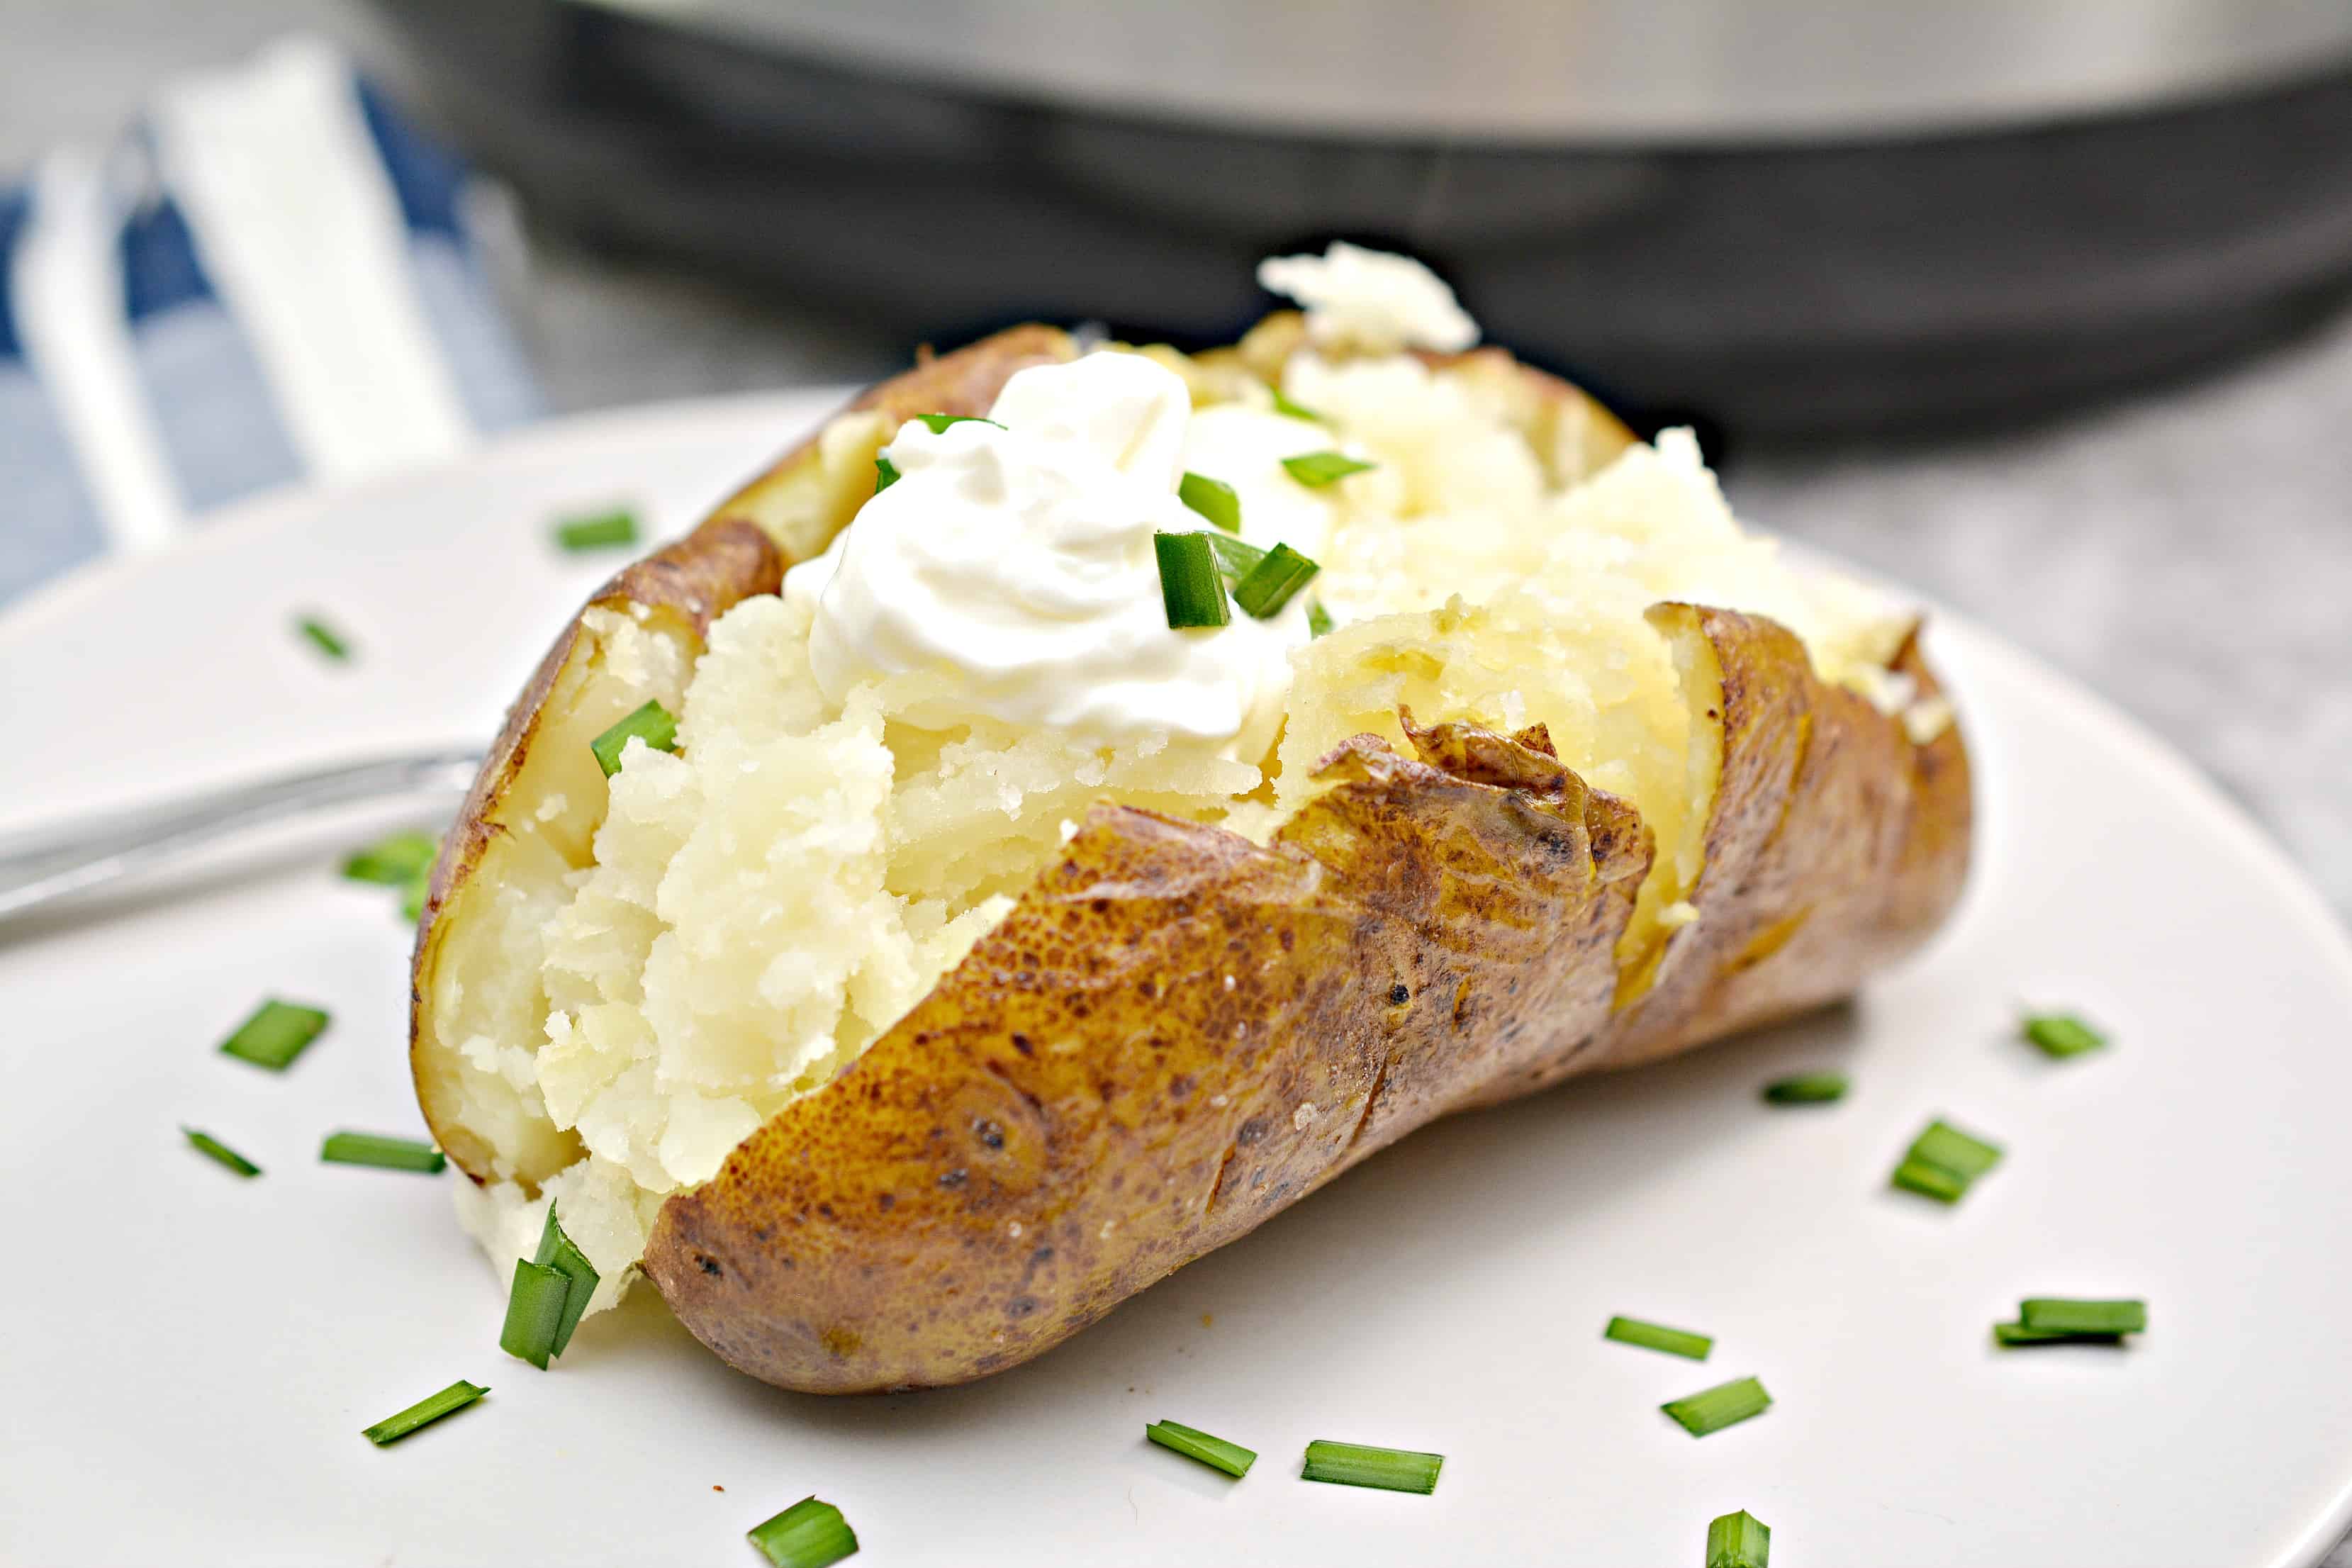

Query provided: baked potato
[411,248,1969,1394]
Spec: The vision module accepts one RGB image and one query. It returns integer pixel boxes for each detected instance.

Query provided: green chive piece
[1762,1071,1849,1104]
[341,830,437,888]
[296,615,352,661]
[499,1258,570,1370]
[1891,1117,2003,1202]
[1662,1376,1772,1438]
[873,454,900,493]
[1300,1440,1444,1494]
[746,1496,859,1568]
[1204,531,1267,584]
[1154,531,1231,628]
[1306,598,1334,638]
[1270,388,1324,422]
[1177,471,1243,533]
[1993,1321,2126,1348]
[2023,1011,2108,1059]
[1706,1508,1772,1567]
[362,1379,488,1445]
[552,508,639,552]
[1146,1419,1256,1478]
[2020,1297,2146,1335]
[1282,450,1374,487]
[182,1126,261,1177]
[913,413,1001,435]
[534,1204,601,1357]
[590,699,678,778]
[218,999,329,1071]
[1604,1316,1713,1361]
[401,868,432,924]
[1233,542,1321,618]
[320,1131,446,1174]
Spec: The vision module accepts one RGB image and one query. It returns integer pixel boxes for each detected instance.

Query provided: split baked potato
[410,257,1969,1394]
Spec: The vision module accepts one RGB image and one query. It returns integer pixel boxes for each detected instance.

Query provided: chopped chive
[1146,1419,1256,1478]
[183,1126,261,1177]
[499,1258,570,1370]
[401,868,432,924]
[1993,1321,2126,1348]
[218,999,329,1071]
[1178,470,1243,532]
[534,1204,601,1357]
[913,413,1001,435]
[1762,1071,1849,1104]
[296,614,352,661]
[1306,598,1334,638]
[1891,1117,2003,1203]
[747,1496,859,1568]
[1204,531,1267,583]
[1154,531,1230,629]
[320,1131,447,1174]
[2022,1011,2108,1059]
[590,699,678,778]
[1300,1440,1443,1494]
[1233,542,1321,618]
[1706,1508,1771,1567]
[552,507,639,551]
[1270,388,1324,422]
[873,454,900,493]
[1604,1316,1713,1361]
[2020,1298,2146,1335]
[342,830,437,887]
[1281,450,1374,487]
[361,1379,488,1445]
[1661,1376,1772,1438]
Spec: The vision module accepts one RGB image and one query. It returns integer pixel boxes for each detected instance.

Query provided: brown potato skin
[413,323,1971,1394]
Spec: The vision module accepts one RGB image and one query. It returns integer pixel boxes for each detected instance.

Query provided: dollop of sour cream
[783,351,1333,746]
[1258,242,1479,356]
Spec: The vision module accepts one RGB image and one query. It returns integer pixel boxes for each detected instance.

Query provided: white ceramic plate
[4,395,2351,1568]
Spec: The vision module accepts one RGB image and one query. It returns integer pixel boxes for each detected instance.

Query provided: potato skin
[413,323,1971,1394]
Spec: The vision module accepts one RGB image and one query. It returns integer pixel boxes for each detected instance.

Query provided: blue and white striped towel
[0,36,539,606]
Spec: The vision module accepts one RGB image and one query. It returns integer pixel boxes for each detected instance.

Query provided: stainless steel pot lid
[578,0,2352,143]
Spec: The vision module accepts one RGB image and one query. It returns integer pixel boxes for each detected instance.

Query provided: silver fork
[0,747,483,922]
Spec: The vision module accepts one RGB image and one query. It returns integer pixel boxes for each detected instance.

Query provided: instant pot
[374,0,2352,435]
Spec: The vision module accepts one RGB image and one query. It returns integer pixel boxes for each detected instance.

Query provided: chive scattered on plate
[1300,1440,1444,1494]
[1762,1071,1848,1104]
[320,1131,446,1174]
[1706,1508,1771,1567]
[1603,1315,1713,1361]
[295,614,352,661]
[2022,1011,2108,1059]
[217,999,330,1071]
[1890,1117,2002,1204]
[1154,531,1231,629]
[534,1204,601,1357]
[401,868,432,924]
[1662,1376,1772,1438]
[913,413,1000,435]
[1993,1320,2127,1348]
[590,698,679,778]
[1177,471,1243,533]
[2020,1297,2145,1335]
[873,454,900,493]
[361,1379,488,1445]
[342,830,437,887]
[1270,388,1325,422]
[1146,1418,1256,1478]
[746,1496,860,1567]
[499,1258,571,1370]
[1281,451,1375,488]
[1232,542,1321,618]
[183,1126,261,1177]
[1306,598,1334,638]
[552,507,639,552]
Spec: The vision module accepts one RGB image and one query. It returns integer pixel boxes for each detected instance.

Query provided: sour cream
[783,352,1331,746]
[1257,242,1479,356]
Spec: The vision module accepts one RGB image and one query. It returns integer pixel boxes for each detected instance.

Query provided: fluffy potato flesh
[414,323,1959,1362]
